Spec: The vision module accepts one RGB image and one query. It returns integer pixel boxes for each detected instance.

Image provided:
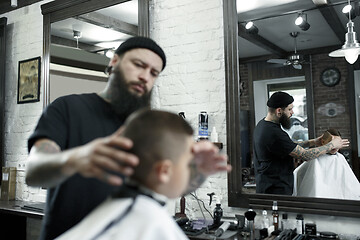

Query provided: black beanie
[267,91,294,108]
[115,36,166,70]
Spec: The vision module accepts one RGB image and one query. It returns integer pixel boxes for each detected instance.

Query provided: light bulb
[344,49,359,64]
[245,21,254,29]
[342,4,352,14]
[105,50,114,58]
[295,16,303,26]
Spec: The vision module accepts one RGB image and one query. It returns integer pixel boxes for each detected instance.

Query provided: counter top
[0,200,44,219]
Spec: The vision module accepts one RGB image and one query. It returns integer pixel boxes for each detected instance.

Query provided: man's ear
[154,160,173,184]
[275,108,282,116]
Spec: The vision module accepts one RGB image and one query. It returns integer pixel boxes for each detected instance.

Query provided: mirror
[224,0,360,217]
[41,0,149,107]
[48,1,138,102]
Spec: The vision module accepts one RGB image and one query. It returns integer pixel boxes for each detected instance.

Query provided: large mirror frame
[41,0,149,107]
[224,0,360,218]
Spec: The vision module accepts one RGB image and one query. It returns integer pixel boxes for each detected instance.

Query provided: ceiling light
[11,0,17,7]
[329,0,360,64]
[295,13,310,31]
[342,3,357,19]
[73,30,82,39]
[245,21,258,34]
[73,30,82,49]
[105,50,114,59]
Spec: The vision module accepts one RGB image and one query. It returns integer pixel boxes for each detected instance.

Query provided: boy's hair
[322,128,341,144]
[122,108,194,183]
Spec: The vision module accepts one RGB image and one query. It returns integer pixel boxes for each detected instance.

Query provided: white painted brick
[1,0,49,202]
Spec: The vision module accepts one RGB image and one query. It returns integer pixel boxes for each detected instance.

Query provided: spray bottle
[213,195,223,225]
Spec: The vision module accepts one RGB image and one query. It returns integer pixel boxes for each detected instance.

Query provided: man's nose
[139,69,151,83]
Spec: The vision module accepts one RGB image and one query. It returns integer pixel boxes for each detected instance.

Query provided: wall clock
[320,67,341,87]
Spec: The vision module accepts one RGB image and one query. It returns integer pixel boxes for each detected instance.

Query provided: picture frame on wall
[17,56,41,104]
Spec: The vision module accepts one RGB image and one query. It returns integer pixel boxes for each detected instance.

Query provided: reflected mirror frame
[223,0,360,217]
[41,0,149,108]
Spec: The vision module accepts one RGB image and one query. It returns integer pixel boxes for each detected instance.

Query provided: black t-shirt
[253,119,297,195]
[28,93,125,240]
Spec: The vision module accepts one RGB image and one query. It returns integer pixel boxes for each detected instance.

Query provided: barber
[253,91,349,195]
[25,36,231,240]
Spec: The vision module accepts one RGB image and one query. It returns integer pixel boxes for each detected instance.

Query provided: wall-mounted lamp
[11,0,17,8]
[295,13,310,31]
[329,0,360,64]
[245,21,258,34]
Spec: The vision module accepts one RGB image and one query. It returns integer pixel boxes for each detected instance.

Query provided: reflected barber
[253,91,349,195]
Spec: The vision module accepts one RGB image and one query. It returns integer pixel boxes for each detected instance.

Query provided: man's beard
[279,113,291,130]
[107,67,151,117]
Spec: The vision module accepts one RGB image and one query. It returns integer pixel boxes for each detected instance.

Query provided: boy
[56,109,194,239]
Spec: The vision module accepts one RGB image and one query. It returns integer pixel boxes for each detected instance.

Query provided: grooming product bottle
[210,126,218,142]
[261,210,270,229]
[213,196,223,225]
[296,214,304,234]
[198,111,209,139]
[272,201,279,231]
[244,209,257,240]
[281,213,289,230]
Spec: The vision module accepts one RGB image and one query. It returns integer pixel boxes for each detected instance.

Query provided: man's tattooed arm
[25,139,71,188]
[294,136,321,149]
[289,142,334,161]
[184,163,207,194]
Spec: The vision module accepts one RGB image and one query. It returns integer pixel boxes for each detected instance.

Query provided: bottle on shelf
[272,201,279,231]
[296,214,304,234]
[261,210,270,229]
[281,213,289,230]
[213,196,223,226]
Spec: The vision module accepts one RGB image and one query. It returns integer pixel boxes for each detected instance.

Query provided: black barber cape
[253,119,297,195]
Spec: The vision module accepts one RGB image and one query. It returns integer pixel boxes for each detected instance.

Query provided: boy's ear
[154,160,173,184]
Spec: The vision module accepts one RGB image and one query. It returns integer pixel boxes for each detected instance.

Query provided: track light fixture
[329,0,360,64]
[295,13,310,31]
[245,21,259,34]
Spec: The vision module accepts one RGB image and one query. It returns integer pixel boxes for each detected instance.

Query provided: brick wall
[149,0,228,219]
[0,1,51,202]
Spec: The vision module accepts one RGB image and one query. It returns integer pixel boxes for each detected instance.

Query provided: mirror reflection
[49,0,138,103]
[237,0,360,200]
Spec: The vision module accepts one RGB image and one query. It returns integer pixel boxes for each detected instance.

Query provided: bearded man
[253,91,349,195]
[25,37,231,240]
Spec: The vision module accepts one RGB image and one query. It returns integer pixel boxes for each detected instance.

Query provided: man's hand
[66,127,139,186]
[192,140,231,176]
[185,140,231,194]
[329,136,350,152]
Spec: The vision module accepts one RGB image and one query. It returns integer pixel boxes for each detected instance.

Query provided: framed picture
[17,57,41,104]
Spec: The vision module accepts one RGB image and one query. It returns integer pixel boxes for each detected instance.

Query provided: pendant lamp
[329,0,360,64]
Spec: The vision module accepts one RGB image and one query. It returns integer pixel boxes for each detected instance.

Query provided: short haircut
[122,108,194,183]
[322,128,341,145]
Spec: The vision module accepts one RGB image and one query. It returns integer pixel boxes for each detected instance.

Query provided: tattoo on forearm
[36,141,61,153]
[184,163,206,194]
[294,138,317,148]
